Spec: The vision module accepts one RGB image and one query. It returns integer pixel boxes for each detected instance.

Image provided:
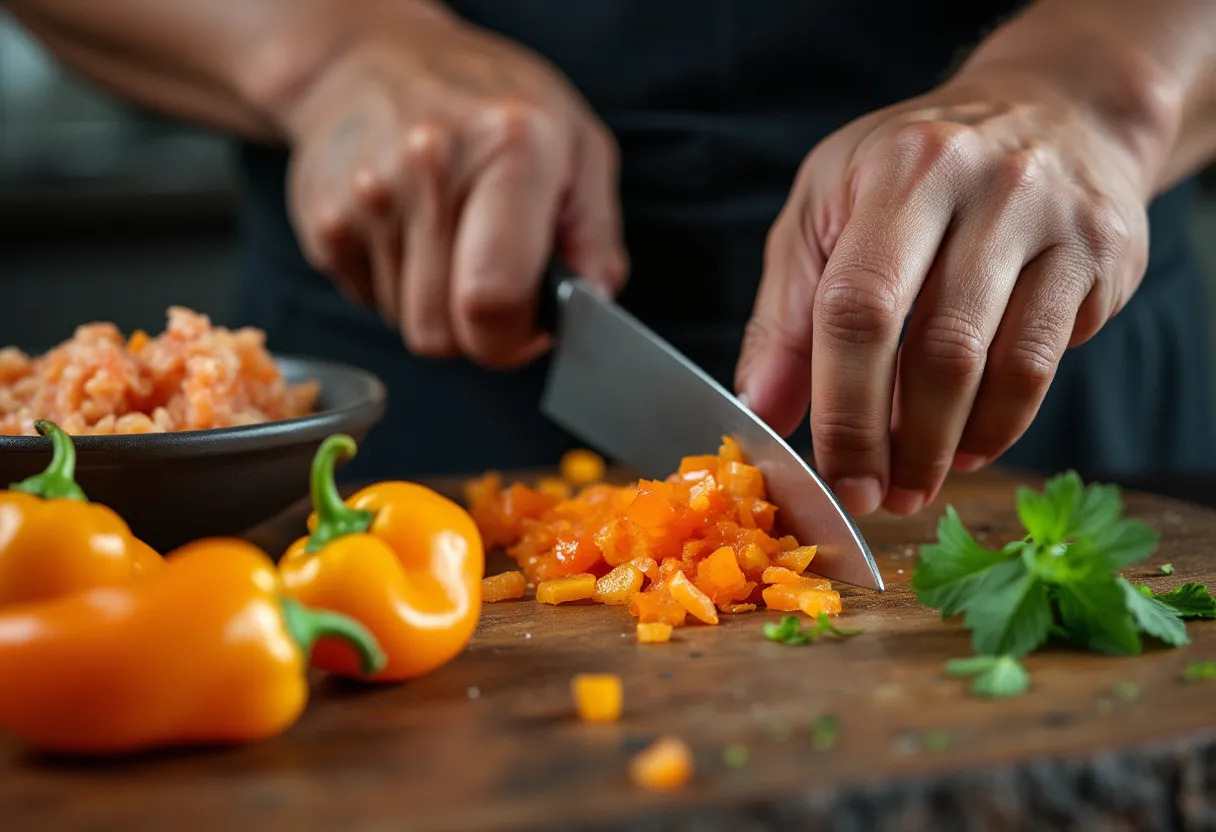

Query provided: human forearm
[954,0,1216,197]
[5,0,447,140]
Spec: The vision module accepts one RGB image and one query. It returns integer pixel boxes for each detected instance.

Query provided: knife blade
[538,269,884,591]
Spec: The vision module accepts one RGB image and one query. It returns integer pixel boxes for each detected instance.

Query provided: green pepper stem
[281,597,386,676]
[10,420,87,501]
[306,434,373,553]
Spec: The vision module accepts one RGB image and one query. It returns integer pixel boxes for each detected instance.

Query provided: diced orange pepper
[763,565,812,585]
[594,517,638,566]
[628,590,687,626]
[736,543,770,580]
[677,455,719,478]
[774,545,817,573]
[481,571,527,602]
[669,571,718,625]
[126,329,150,354]
[630,556,659,585]
[636,622,673,643]
[594,563,645,605]
[718,436,744,463]
[777,535,800,551]
[761,584,842,616]
[720,461,765,500]
[536,477,572,500]
[687,476,723,514]
[571,673,622,723]
[537,574,597,605]
[629,737,693,792]
[719,602,757,614]
[695,546,750,604]
[561,449,607,486]
[627,490,676,528]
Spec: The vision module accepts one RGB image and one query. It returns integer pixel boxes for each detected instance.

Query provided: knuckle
[482,98,560,157]
[351,165,392,211]
[815,269,901,345]
[1074,198,1132,273]
[892,120,977,178]
[398,121,452,176]
[996,330,1059,396]
[992,148,1045,202]
[913,311,988,381]
[299,203,351,268]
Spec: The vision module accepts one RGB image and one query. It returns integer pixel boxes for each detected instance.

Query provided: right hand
[281,3,627,367]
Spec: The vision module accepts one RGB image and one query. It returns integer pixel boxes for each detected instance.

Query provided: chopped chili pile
[465,439,841,627]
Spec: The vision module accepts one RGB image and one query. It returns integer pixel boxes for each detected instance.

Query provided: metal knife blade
[539,274,884,591]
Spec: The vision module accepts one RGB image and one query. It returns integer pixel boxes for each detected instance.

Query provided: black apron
[235,0,1216,481]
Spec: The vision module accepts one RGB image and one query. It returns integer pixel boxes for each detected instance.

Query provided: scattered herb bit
[925,730,950,752]
[1096,697,1114,714]
[912,472,1209,689]
[945,655,1030,699]
[811,715,839,751]
[761,722,791,743]
[1147,582,1216,620]
[722,744,749,768]
[1183,660,1216,682]
[763,613,862,646]
[1159,563,1174,576]
[763,615,813,645]
[812,611,862,639]
[1112,681,1140,701]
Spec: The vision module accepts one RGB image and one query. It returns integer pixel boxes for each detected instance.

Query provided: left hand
[735,72,1150,517]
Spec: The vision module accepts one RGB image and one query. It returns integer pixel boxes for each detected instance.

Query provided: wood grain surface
[1,470,1213,831]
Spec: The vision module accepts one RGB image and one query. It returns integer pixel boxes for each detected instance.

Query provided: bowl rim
[0,354,387,456]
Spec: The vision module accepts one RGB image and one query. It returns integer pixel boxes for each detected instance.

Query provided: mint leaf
[1088,519,1159,570]
[1159,563,1174,576]
[1056,577,1141,655]
[912,506,1010,617]
[1184,660,1216,682]
[1119,578,1189,647]
[1152,582,1216,619]
[946,655,1029,698]
[962,559,1053,657]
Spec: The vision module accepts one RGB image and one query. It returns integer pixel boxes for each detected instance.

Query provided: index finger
[810,154,955,515]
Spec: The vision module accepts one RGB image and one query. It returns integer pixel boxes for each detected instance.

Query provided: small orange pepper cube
[774,545,817,573]
[629,736,693,792]
[594,563,645,605]
[481,571,527,602]
[560,449,607,486]
[636,622,673,643]
[669,571,719,625]
[536,574,597,605]
[572,673,623,723]
[628,591,688,626]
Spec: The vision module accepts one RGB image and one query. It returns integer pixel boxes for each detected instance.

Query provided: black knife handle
[536,260,578,334]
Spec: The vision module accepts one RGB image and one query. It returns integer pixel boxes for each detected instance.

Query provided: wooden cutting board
[2,470,1213,831]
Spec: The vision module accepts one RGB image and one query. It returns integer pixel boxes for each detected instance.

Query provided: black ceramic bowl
[0,356,386,553]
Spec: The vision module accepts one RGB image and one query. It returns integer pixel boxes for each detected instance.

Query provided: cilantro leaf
[912,506,1010,617]
[946,655,1029,698]
[763,615,813,645]
[1159,563,1174,576]
[1151,582,1216,619]
[811,611,862,639]
[1056,577,1141,655]
[1118,578,1189,647]
[961,559,1053,657]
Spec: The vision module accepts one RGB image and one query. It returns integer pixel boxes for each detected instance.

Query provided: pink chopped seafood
[0,307,318,435]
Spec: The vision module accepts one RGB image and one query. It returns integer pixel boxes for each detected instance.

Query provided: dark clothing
[236,0,1216,481]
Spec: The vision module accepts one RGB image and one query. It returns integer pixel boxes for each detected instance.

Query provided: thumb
[734,203,825,437]
[556,122,629,296]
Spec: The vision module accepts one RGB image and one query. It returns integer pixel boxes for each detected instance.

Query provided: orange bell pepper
[279,435,484,682]
[0,538,383,756]
[0,420,161,606]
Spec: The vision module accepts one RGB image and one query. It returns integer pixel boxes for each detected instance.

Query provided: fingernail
[885,487,926,516]
[834,476,882,516]
[737,391,752,410]
[952,452,988,473]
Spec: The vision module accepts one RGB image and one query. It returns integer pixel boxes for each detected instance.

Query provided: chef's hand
[281,2,626,366]
[736,71,1150,517]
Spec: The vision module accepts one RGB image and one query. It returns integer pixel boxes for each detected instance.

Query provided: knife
[537,266,884,591]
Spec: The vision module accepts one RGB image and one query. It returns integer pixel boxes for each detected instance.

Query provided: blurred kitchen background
[3,11,1216,352]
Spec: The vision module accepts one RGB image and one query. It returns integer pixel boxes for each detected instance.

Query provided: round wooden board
[1,471,1213,831]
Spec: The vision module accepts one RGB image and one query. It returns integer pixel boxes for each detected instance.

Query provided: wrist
[233,0,453,143]
[952,7,1182,200]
